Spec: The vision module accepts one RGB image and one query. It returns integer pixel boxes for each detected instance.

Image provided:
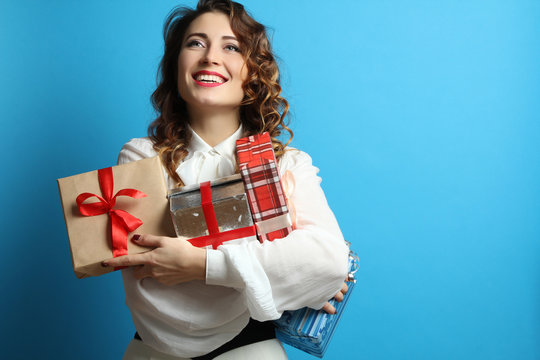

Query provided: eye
[186,39,204,48]
[224,44,241,53]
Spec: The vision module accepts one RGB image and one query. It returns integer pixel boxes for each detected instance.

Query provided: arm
[205,149,349,320]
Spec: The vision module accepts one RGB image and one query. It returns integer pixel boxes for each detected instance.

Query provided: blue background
[1,0,539,359]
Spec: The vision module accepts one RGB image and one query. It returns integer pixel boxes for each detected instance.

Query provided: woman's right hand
[102,234,207,286]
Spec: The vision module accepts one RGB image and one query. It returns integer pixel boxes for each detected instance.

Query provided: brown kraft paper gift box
[57,156,175,278]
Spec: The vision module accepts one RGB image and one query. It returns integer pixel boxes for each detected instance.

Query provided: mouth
[192,70,228,87]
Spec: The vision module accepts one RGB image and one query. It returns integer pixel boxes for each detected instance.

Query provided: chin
[192,96,244,108]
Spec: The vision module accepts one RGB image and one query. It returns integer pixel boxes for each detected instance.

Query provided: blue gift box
[274,250,358,358]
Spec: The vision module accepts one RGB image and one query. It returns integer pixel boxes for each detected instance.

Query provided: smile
[192,71,228,87]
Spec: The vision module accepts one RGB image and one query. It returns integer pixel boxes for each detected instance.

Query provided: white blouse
[117,126,349,358]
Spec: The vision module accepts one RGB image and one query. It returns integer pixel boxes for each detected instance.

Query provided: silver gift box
[168,174,253,239]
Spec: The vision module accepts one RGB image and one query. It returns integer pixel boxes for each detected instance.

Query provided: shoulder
[278,147,320,181]
[279,147,314,168]
[117,137,157,165]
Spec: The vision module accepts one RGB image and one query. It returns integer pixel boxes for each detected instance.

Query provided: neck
[187,106,241,147]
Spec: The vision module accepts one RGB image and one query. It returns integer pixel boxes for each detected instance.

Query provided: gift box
[57,156,175,278]
[274,250,359,358]
[169,174,257,249]
[236,132,293,242]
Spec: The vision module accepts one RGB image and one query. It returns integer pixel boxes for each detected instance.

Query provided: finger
[132,265,152,280]
[334,291,344,303]
[131,234,165,248]
[322,302,336,314]
[102,253,149,268]
[341,282,349,294]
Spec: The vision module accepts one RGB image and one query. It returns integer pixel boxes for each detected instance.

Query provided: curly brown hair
[148,0,292,187]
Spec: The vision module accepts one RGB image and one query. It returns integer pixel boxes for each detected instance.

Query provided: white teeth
[195,74,225,83]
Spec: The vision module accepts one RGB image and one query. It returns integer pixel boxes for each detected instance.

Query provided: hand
[322,282,349,314]
[102,234,206,286]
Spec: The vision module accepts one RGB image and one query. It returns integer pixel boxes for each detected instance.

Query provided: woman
[103,1,349,359]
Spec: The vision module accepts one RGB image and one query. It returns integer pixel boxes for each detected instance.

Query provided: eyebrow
[185,33,238,42]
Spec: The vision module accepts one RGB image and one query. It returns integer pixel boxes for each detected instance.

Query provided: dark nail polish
[132,234,140,241]
[101,262,108,267]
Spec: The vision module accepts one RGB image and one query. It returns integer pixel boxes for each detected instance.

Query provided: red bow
[76,167,147,258]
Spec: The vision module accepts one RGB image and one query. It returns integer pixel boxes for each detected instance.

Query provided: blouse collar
[176,124,244,186]
[187,124,244,163]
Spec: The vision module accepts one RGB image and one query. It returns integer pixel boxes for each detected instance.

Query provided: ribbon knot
[76,167,147,258]
[236,132,275,167]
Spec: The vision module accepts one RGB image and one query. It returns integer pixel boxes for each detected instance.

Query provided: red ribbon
[76,167,147,258]
[200,181,219,235]
[188,225,257,249]
[188,181,256,249]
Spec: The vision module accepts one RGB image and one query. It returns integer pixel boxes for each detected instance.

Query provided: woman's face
[177,11,248,112]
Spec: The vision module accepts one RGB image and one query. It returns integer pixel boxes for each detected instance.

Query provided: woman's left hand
[322,282,349,314]
[102,234,207,286]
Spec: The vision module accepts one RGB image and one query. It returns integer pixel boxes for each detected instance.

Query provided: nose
[201,44,221,65]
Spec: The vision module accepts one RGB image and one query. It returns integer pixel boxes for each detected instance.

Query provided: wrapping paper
[236,132,293,241]
[169,174,257,249]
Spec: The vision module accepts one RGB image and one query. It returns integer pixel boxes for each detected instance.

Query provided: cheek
[240,65,248,83]
[177,58,185,79]
[235,60,249,85]
[177,51,193,77]
[176,56,190,93]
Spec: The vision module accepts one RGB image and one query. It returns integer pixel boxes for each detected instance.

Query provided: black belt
[134,319,275,360]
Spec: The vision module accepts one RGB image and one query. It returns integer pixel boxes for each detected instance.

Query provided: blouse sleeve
[117,138,156,165]
[205,149,349,321]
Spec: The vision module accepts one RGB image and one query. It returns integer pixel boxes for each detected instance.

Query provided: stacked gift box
[236,132,293,242]
[168,132,294,248]
[57,156,175,278]
[274,250,359,358]
[169,174,257,249]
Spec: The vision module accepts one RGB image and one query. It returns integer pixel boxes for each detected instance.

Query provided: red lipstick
[192,70,228,88]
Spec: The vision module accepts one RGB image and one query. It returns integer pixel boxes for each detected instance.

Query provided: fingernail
[132,234,140,241]
[101,261,109,267]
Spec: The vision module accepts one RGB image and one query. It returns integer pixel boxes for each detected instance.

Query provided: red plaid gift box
[236,132,293,242]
